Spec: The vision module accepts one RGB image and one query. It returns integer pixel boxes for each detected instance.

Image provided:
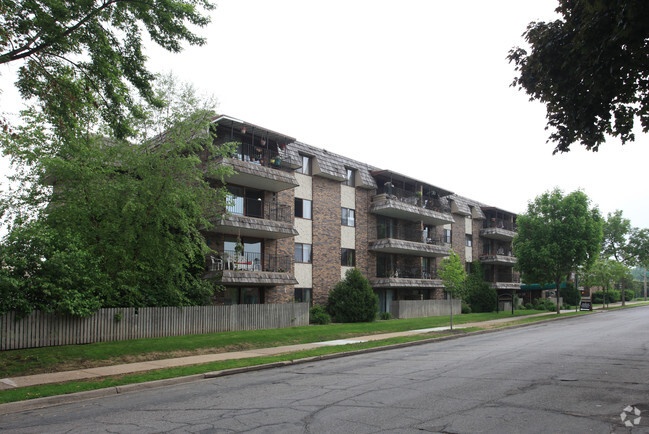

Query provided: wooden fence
[390,299,461,319]
[0,303,310,351]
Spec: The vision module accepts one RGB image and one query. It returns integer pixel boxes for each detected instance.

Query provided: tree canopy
[508,0,649,153]
[513,189,602,313]
[0,0,215,139]
[0,78,233,317]
[438,252,466,329]
[602,210,649,266]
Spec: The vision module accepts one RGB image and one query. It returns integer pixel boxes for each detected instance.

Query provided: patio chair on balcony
[222,252,234,270]
[209,255,223,271]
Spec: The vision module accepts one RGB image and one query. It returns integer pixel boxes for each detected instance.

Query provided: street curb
[0,308,637,416]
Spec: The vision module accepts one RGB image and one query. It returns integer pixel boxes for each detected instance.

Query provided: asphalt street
[2,306,649,433]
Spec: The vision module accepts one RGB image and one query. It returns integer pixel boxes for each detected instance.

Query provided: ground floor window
[221,287,264,305]
[294,288,312,305]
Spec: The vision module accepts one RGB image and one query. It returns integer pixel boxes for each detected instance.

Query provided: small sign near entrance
[580,298,592,311]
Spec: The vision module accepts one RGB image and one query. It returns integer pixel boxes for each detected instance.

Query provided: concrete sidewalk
[0,311,560,391]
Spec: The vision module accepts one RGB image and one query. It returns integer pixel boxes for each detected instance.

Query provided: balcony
[208,199,298,239]
[369,235,451,258]
[370,188,454,226]
[480,219,517,241]
[211,143,298,193]
[370,265,443,289]
[480,253,517,266]
[204,252,298,286]
[488,273,521,290]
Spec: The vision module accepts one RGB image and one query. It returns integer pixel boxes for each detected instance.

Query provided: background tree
[600,210,649,304]
[327,268,378,323]
[438,252,466,329]
[0,0,215,139]
[464,261,497,313]
[0,79,234,316]
[508,0,649,153]
[582,259,632,307]
[513,189,602,314]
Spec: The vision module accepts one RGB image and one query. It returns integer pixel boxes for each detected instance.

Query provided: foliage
[524,302,534,310]
[460,300,471,314]
[438,252,467,297]
[534,298,558,312]
[602,210,649,266]
[508,0,649,153]
[326,268,378,323]
[309,305,331,325]
[379,312,393,320]
[0,79,233,316]
[514,188,602,313]
[0,220,109,317]
[464,261,497,313]
[592,290,621,304]
[581,258,632,296]
[559,282,580,306]
[624,289,635,301]
[0,0,215,139]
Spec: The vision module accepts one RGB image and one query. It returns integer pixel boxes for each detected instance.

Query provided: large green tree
[513,189,602,313]
[508,0,649,153]
[602,210,649,266]
[0,0,215,139]
[0,79,233,316]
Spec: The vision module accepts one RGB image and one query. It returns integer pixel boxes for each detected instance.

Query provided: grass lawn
[1,310,549,378]
[0,309,592,405]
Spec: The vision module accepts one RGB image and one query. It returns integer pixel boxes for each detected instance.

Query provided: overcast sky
[2,0,649,230]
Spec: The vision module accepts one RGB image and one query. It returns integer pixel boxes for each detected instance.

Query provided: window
[341,248,356,267]
[294,243,312,263]
[294,288,312,305]
[465,235,472,247]
[295,198,312,219]
[341,208,355,226]
[343,167,355,186]
[297,155,312,175]
[443,229,452,244]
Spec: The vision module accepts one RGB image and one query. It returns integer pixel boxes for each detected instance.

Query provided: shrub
[624,289,634,301]
[534,298,556,312]
[379,312,393,320]
[464,262,497,313]
[327,268,378,323]
[309,305,331,325]
[592,290,621,304]
[524,302,534,310]
[461,300,472,314]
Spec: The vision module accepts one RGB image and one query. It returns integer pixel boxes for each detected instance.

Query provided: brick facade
[311,176,342,305]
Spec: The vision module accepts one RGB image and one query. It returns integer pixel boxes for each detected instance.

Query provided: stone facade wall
[312,176,342,304]
[355,188,373,279]
[451,214,467,267]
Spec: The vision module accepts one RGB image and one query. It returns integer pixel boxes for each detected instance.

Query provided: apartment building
[202,115,520,311]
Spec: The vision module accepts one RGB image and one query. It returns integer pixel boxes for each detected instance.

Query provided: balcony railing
[377,185,451,214]
[208,251,292,273]
[227,198,292,223]
[377,226,423,243]
[495,273,521,283]
[231,142,291,172]
[483,218,517,231]
[376,266,438,279]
